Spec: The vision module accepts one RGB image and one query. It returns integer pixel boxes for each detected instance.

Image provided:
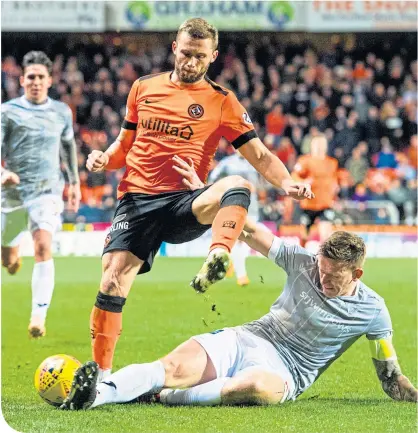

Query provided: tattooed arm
[370,338,417,402]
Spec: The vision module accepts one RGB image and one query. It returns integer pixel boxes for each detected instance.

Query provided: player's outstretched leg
[60,361,99,410]
[190,182,251,292]
[63,338,215,410]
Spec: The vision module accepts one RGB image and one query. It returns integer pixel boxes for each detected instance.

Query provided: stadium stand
[2,32,417,225]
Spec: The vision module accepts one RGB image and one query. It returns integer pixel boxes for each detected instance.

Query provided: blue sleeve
[366,303,393,340]
[61,104,74,141]
[1,104,10,159]
[268,236,316,274]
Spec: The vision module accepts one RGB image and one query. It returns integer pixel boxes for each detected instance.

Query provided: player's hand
[393,375,418,402]
[86,150,109,172]
[280,179,314,201]
[67,183,81,213]
[1,169,20,186]
[172,155,205,191]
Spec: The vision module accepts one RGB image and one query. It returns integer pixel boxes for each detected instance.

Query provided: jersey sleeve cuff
[268,236,282,262]
[231,130,258,149]
[122,119,138,130]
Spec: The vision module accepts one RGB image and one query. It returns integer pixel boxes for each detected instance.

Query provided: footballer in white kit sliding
[61,226,417,410]
[1,51,80,338]
[208,153,260,286]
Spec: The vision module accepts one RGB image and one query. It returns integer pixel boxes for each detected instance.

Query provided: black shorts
[103,188,212,274]
[301,209,335,230]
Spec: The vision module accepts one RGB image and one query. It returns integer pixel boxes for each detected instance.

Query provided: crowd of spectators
[2,32,417,226]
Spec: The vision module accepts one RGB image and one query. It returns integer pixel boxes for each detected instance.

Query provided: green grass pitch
[1,256,417,433]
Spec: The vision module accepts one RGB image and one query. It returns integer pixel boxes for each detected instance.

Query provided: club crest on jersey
[188,104,204,119]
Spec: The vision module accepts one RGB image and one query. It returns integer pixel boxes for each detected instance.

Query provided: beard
[175,62,209,84]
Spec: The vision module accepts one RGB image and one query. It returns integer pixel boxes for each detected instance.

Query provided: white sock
[91,361,165,408]
[231,242,249,279]
[160,377,230,406]
[31,259,54,322]
[97,368,111,382]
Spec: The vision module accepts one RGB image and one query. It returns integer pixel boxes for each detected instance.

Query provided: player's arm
[87,128,136,172]
[61,137,81,212]
[238,138,312,200]
[61,137,79,186]
[238,218,275,258]
[219,94,312,201]
[87,80,139,172]
[60,105,81,212]
[1,105,20,186]
[370,337,417,402]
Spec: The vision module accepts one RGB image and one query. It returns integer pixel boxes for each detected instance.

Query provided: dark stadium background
[3,31,417,228]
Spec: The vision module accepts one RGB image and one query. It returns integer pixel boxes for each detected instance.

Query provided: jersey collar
[20,96,52,110]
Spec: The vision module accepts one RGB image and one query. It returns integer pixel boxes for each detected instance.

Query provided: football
[34,354,81,407]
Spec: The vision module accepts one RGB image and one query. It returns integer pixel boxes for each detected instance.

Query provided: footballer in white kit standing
[1,51,80,338]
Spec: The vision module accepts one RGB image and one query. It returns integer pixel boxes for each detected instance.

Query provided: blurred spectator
[275,137,296,170]
[332,112,361,163]
[352,184,371,203]
[345,147,369,185]
[375,139,398,169]
[77,197,106,223]
[387,179,409,222]
[380,101,404,150]
[367,83,386,108]
[396,153,416,182]
[265,104,287,145]
[289,125,304,153]
[362,106,382,154]
[370,182,389,201]
[301,126,320,155]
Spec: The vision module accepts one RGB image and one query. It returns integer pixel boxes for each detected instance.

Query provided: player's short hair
[22,51,53,75]
[177,18,219,50]
[319,231,366,269]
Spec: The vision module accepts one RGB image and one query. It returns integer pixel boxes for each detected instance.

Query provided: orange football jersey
[118,71,256,198]
[293,155,339,211]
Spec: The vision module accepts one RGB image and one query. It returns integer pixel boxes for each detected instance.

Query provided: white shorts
[192,327,296,403]
[1,194,63,247]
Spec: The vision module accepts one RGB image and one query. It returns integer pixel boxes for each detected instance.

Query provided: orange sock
[210,205,248,253]
[90,293,126,370]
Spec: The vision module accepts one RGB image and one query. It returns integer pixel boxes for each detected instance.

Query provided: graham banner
[307,0,417,31]
[1,1,105,32]
[106,1,304,31]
